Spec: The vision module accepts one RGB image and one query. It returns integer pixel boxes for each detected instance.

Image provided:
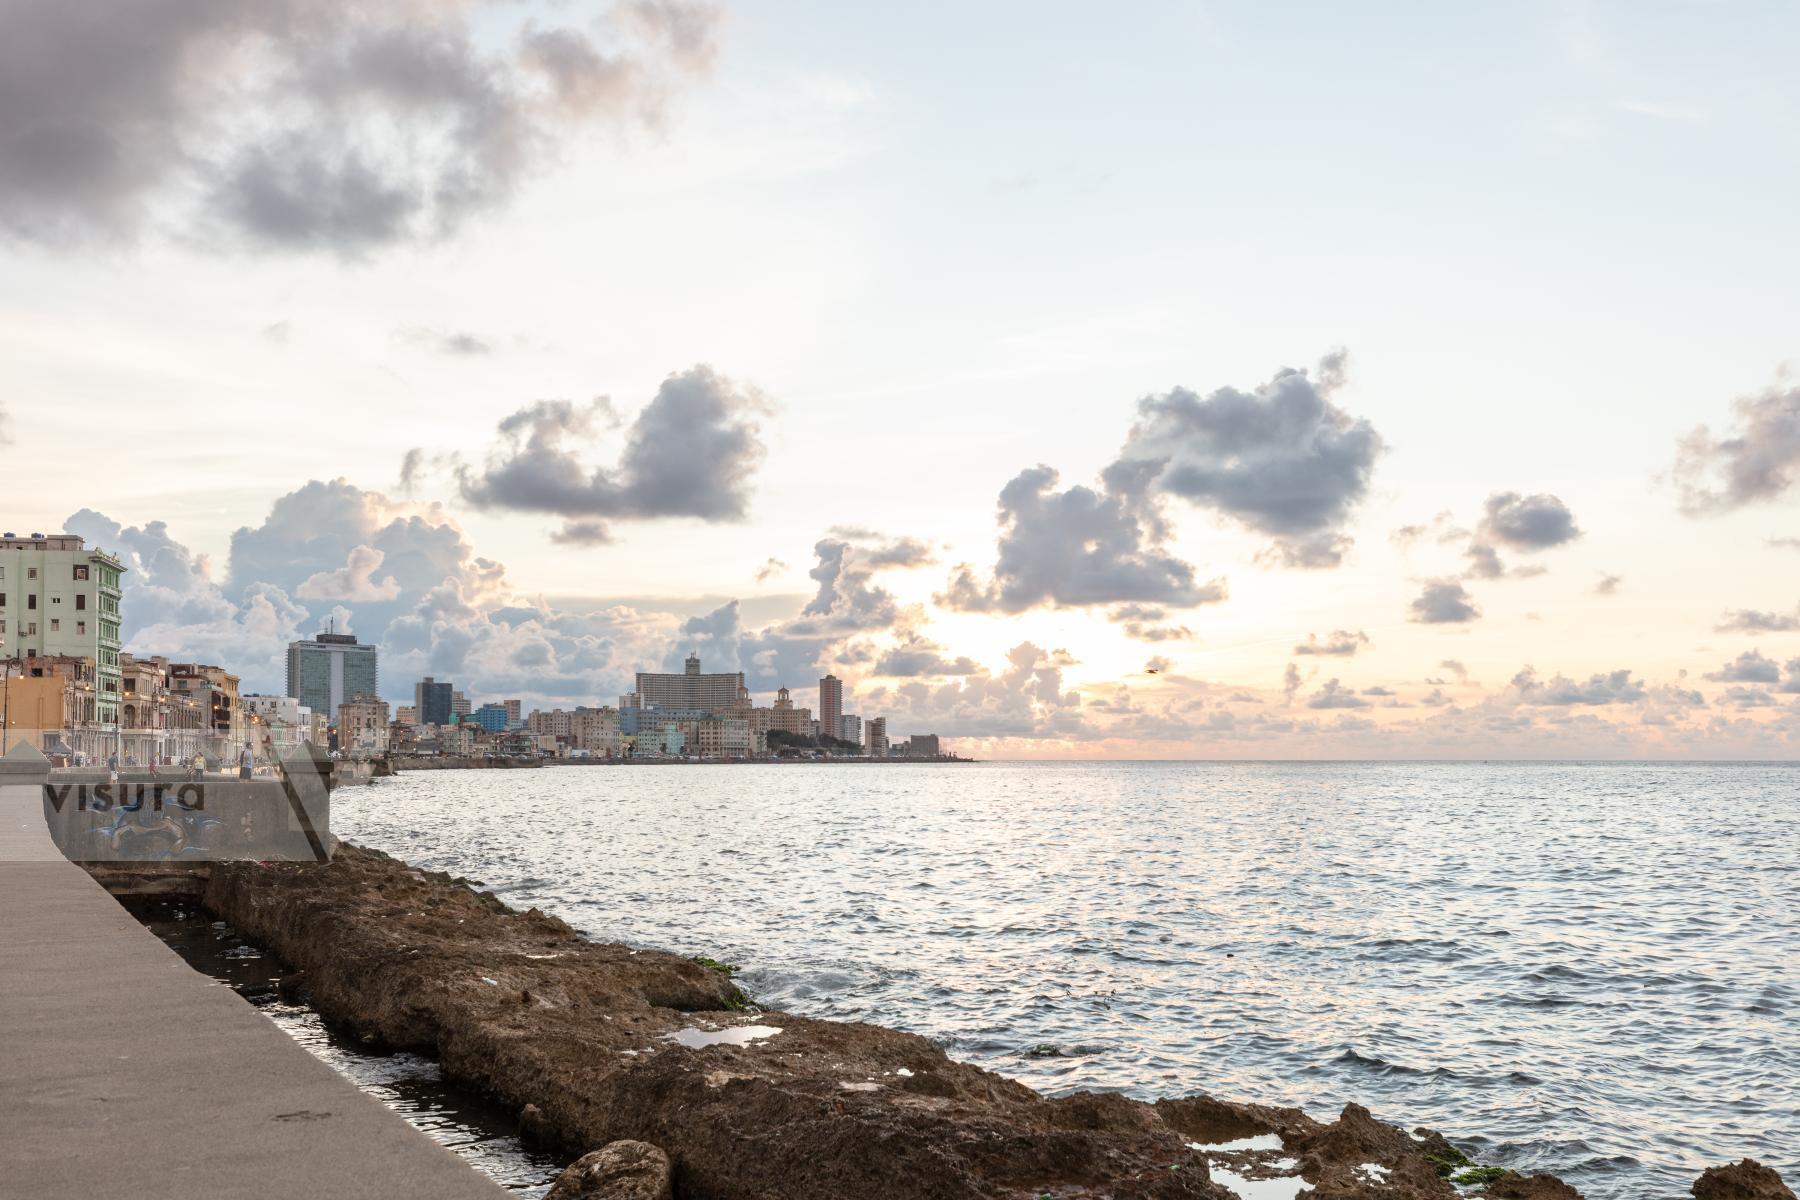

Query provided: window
[75,594,86,611]
[50,595,60,604]
[26,567,36,579]
[49,619,59,632]
[77,621,85,635]
[73,565,88,580]
[27,594,36,610]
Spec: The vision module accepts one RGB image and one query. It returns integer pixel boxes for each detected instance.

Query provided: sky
[2,0,1799,758]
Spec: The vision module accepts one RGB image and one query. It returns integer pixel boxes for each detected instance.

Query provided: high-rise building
[503,699,522,726]
[286,631,378,722]
[471,702,510,732]
[635,653,746,714]
[864,717,888,757]
[905,733,941,758]
[837,714,862,745]
[0,532,126,734]
[415,676,454,727]
[451,690,472,721]
[818,674,843,741]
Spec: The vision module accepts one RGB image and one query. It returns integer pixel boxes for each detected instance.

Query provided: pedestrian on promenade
[239,744,254,781]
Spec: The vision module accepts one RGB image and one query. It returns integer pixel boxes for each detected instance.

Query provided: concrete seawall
[0,743,511,1200]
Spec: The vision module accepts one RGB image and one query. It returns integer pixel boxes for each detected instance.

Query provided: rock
[1482,1173,1584,1199]
[544,1140,672,1200]
[200,844,1587,1200]
[1693,1160,1797,1200]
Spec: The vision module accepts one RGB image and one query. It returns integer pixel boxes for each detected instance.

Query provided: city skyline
[3,3,1799,757]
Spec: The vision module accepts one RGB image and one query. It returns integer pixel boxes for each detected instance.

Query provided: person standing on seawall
[239,744,254,781]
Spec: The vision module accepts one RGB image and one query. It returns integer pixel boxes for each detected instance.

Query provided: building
[837,714,861,746]
[169,663,243,760]
[818,675,843,742]
[503,699,522,727]
[864,717,888,757]
[286,631,378,723]
[337,695,391,757]
[243,693,314,753]
[635,653,745,714]
[471,702,510,733]
[395,704,418,725]
[415,677,453,727]
[904,733,941,758]
[451,690,472,721]
[1,654,100,761]
[119,653,207,767]
[763,686,813,735]
[569,707,620,757]
[0,532,126,740]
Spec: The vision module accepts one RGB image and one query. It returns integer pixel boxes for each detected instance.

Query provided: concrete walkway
[0,743,511,1199]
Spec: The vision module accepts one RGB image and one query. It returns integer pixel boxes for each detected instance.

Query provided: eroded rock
[202,843,1594,1200]
[1481,1172,1584,1199]
[544,1140,672,1200]
[1693,1159,1797,1200]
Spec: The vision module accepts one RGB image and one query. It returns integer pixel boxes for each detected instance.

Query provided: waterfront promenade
[0,744,509,1200]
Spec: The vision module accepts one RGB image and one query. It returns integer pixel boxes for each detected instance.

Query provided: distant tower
[818,674,843,740]
[685,653,701,676]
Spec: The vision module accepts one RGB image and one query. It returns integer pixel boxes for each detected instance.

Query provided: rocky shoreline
[197,844,1792,1200]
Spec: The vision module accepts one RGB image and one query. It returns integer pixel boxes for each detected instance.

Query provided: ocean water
[332,761,1800,1198]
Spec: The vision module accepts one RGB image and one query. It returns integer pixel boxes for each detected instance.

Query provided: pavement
[0,741,512,1199]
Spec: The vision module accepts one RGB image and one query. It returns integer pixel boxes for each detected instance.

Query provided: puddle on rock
[125,897,567,1197]
[662,1023,783,1049]
[1190,1133,1284,1153]
[1209,1168,1308,1200]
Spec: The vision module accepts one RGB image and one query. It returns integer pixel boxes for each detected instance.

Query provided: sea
[332,760,1800,1199]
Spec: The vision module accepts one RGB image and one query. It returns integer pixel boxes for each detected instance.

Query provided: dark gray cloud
[1307,678,1369,709]
[1509,666,1646,706]
[938,466,1226,613]
[1704,649,1783,684]
[1478,492,1582,550]
[1409,579,1480,624]
[0,0,719,252]
[1714,607,1800,634]
[458,365,770,542]
[1106,352,1382,565]
[1672,381,1800,513]
[1293,629,1370,657]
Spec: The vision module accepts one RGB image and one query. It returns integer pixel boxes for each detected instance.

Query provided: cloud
[938,465,1226,613]
[0,0,720,253]
[1107,603,1194,642]
[1594,572,1623,596]
[753,557,788,583]
[1307,678,1369,709]
[1293,630,1370,657]
[1714,607,1800,634]
[294,544,403,602]
[1672,378,1800,513]
[1281,662,1303,705]
[1409,578,1481,624]
[1256,531,1353,569]
[1391,511,1466,547]
[404,328,494,356]
[1439,659,1469,682]
[1478,492,1583,550]
[873,636,980,678]
[1769,537,1800,552]
[1509,666,1646,705]
[1106,351,1382,565]
[1718,686,1777,708]
[457,365,771,542]
[1704,649,1782,684]
[855,642,1085,739]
